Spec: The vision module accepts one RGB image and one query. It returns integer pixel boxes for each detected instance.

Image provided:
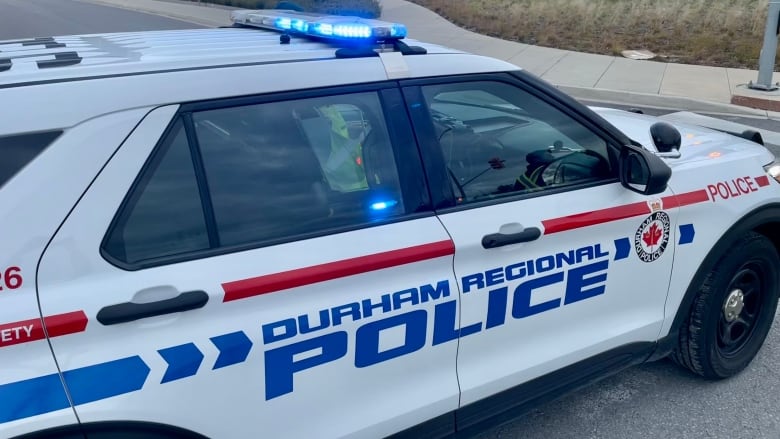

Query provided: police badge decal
[634,211,671,263]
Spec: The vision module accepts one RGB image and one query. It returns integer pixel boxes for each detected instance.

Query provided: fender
[650,203,780,360]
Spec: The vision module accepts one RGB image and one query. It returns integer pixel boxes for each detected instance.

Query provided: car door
[402,74,684,424]
[35,86,460,438]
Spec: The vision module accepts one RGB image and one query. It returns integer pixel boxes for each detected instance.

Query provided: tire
[673,231,780,379]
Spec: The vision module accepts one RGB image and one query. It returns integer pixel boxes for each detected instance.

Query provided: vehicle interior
[425,85,613,203]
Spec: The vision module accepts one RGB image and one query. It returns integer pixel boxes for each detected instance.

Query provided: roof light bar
[230,10,407,42]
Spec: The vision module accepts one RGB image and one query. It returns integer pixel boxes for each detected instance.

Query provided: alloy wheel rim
[717,265,763,357]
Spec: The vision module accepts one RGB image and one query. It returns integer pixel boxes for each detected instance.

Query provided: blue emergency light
[230,9,408,43]
[369,199,398,211]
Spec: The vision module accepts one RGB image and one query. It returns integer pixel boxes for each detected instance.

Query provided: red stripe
[222,240,455,302]
[542,201,649,235]
[0,311,87,349]
[756,175,771,187]
[543,189,711,235]
[662,189,710,207]
[45,311,89,338]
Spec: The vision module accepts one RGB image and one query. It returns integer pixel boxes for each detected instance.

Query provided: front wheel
[673,231,780,379]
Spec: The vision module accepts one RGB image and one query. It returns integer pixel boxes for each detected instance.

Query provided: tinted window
[105,91,412,267]
[0,131,62,188]
[104,120,210,264]
[192,92,406,247]
[420,82,614,204]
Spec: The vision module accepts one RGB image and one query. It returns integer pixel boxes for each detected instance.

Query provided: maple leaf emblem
[643,222,663,247]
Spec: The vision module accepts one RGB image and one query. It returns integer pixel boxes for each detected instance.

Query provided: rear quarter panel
[0,106,152,437]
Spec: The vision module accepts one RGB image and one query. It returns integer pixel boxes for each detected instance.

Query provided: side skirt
[388,342,656,439]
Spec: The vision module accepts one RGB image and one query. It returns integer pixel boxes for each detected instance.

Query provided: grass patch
[408,0,774,69]
[186,0,381,18]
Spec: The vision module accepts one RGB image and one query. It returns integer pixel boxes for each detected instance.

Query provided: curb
[728,84,780,113]
[731,95,780,113]
[559,85,772,118]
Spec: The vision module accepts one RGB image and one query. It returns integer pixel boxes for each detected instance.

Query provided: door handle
[482,227,541,249]
[97,290,209,325]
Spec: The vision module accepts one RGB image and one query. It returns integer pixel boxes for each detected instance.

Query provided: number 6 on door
[0,266,23,291]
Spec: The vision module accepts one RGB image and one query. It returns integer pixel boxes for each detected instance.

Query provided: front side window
[419,81,615,204]
[105,91,412,266]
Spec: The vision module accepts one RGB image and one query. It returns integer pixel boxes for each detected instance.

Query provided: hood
[589,107,775,166]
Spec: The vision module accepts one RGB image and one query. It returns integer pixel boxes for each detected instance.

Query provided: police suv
[2,8,780,439]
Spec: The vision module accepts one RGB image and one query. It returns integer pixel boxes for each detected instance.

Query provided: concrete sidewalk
[380,0,780,117]
[81,0,780,118]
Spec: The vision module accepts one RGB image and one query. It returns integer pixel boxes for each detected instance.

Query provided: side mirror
[649,122,681,153]
[620,144,672,195]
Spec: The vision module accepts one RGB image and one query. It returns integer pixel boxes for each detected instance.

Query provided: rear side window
[0,131,62,188]
[103,120,210,264]
[193,92,406,247]
[104,91,417,268]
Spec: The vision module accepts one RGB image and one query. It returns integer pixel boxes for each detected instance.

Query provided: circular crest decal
[634,211,671,263]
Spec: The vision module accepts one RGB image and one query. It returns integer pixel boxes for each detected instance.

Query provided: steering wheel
[440,126,506,202]
[531,149,610,186]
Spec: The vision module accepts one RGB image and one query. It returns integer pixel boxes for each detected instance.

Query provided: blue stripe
[65,356,150,405]
[211,331,253,369]
[614,237,631,261]
[158,343,203,383]
[679,224,695,245]
[0,356,149,424]
[0,373,70,423]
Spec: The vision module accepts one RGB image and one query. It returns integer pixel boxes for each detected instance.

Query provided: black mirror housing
[650,122,681,153]
[619,144,672,195]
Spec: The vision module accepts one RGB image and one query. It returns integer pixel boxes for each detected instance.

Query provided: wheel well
[753,221,780,257]
[652,204,780,361]
[10,421,209,439]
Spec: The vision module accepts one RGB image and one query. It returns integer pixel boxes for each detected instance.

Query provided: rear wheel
[673,232,780,378]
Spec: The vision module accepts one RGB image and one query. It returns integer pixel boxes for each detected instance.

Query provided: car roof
[0,27,463,88]
[0,23,522,136]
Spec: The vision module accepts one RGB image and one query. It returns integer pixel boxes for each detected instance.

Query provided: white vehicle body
[1,16,779,439]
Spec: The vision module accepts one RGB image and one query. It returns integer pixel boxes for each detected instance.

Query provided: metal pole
[750,0,780,91]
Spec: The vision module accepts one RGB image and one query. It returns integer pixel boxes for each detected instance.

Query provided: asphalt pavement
[474,341,780,439]
[0,0,201,39]
[2,1,780,438]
